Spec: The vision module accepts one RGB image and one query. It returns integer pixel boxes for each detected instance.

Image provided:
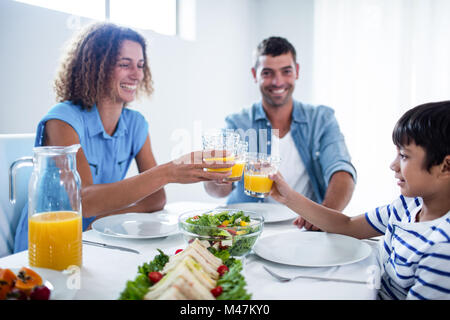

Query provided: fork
[263,266,367,284]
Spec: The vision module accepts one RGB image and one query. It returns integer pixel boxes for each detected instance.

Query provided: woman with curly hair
[14,22,232,252]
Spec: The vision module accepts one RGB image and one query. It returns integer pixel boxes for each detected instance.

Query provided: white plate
[253,231,372,267]
[218,202,298,223]
[9,267,77,300]
[92,211,179,239]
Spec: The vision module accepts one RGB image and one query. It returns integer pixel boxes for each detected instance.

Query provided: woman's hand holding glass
[202,129,247,184]
[168,150,234,184]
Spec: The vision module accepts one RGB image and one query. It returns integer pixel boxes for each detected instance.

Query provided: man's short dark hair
[392,101,450,171]
[253,36,297,69]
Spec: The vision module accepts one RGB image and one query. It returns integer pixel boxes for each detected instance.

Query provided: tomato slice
[148,271,163,284]
[210,285,223,298]
[217,265,229,276]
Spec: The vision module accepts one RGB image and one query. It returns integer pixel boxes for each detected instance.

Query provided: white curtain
[311,0,450,214]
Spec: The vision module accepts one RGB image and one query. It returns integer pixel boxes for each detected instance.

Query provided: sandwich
[144,239,223,300]
[144,261,215,300]
[162,239,223,279]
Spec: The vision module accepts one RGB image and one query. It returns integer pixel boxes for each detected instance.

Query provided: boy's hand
[270,172,321,231]
[293,216,321,231]
[269,172,294,205]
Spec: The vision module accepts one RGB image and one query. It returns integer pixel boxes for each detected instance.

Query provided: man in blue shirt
[204,37,357,229]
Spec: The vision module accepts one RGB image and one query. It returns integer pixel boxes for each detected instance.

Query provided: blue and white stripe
[365,195,450,300]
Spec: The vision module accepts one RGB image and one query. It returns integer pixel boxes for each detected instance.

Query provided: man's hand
[203,180,233,198]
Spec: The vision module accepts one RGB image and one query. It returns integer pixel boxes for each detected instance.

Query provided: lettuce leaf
[216,259,251,300]
[118,249,169,300]
[119,273,151,300]
[138,249,169,274]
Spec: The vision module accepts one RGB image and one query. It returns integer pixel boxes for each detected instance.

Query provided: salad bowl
[178,209,264,256]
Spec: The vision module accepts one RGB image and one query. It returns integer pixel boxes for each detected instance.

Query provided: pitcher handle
[9,156,33,204]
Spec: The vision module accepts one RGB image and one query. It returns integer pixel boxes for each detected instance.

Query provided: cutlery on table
[263,265,367,284]
[82,240,140,254]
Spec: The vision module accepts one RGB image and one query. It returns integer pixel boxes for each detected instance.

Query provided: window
[109,0,176,36]
[15,0,105,20]
[15,0,181,36]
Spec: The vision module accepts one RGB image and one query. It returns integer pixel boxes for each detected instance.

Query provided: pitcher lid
[33,144,81,155]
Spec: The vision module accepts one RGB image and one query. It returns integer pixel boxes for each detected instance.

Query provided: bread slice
[144,260,215,300]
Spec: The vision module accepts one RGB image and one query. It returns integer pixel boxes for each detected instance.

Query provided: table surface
[0,201,381,300]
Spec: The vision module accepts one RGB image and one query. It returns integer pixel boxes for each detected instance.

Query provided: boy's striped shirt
[365,195,450,300]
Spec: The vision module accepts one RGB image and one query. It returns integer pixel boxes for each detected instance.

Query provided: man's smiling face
[252,52,299,109]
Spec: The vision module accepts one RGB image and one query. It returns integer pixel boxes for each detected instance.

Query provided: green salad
[182,210,263,256]
[119,248,251,300]
[119,249,169,300]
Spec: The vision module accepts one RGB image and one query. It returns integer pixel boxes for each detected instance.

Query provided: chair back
[0,133,35,257]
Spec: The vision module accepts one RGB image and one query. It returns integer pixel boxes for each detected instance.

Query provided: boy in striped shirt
[269,101,450,299]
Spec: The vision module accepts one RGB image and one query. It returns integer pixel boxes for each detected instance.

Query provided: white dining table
[0,201,381,300]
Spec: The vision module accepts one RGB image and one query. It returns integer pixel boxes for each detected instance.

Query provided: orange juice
[204,156,234,172]
[226,161,245,181]
[29,211,82,271]
[244,174,274,194]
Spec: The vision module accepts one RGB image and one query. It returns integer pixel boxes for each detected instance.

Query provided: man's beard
[261,86,293,108]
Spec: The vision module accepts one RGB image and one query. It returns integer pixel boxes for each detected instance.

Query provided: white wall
[0,0,315,204]
[0,0,78,134]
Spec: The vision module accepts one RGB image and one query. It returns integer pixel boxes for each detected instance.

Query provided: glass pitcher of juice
[10,144,82,271]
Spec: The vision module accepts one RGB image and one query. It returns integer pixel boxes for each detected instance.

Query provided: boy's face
[390,142,439,198]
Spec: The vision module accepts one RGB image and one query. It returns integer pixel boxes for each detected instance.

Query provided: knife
[82,240,140,254]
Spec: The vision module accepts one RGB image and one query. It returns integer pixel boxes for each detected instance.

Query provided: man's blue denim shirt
[225,100,357,204]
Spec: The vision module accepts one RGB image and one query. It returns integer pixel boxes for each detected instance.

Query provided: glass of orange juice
[202,129,239,174]
[224,141,248,182]
[244,153,281,198]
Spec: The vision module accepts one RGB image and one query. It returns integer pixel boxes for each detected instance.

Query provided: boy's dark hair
[253,36,297,69]
[392,101,450,171]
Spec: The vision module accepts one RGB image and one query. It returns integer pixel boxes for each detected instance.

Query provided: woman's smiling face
[110,39,145,104]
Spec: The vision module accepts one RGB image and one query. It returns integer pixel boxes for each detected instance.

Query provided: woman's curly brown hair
[54,22,153,110]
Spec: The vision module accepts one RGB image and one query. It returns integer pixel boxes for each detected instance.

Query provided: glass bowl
[178,208,264,257]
